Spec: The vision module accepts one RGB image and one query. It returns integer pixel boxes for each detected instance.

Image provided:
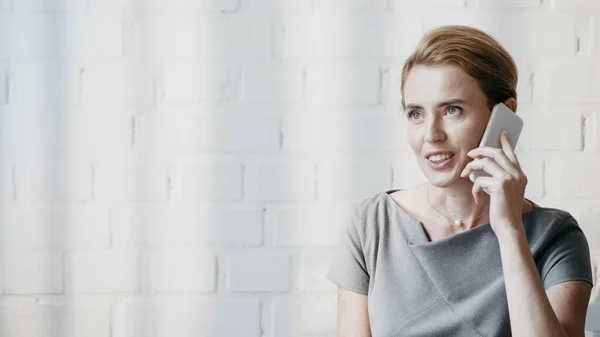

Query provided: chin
[423,169,460,188]
[427,177,455,188]
[420,158,466,188]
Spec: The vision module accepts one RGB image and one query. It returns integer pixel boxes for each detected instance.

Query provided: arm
[337,286,372,337]
[497,228,592,337]
[462,129,593,336]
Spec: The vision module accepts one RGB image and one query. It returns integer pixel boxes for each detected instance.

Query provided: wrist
[494,222,526,243]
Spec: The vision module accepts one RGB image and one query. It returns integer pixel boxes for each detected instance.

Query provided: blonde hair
[401,25,518,111]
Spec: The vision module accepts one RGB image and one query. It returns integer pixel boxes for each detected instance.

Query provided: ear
[503,98,517,113]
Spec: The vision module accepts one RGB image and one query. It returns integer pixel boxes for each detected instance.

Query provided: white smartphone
[469,103,523,189]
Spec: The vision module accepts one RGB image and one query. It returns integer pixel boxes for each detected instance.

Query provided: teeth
[428,153,454,162]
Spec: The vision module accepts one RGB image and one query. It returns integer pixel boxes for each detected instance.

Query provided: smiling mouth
[427,153,455,163]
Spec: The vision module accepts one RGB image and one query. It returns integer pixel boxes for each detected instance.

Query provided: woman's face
[402,64,491,187]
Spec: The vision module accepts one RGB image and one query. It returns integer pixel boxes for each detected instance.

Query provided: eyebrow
[405,99,468,110]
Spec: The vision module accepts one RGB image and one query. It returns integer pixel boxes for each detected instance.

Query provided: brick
[121,205,262,247]
[243,63,304,103]
[81,63,154,107]
[243,0,311,10]
[134,114,280,153]
[0,15,121,58]
[180,162,243,200]
[91,0,238,11]
[1,251,63,294]
[596,16,600,55]
[534,60,600,104]
[1,205,110,249]
[546,159,600,199]
[381,67,401,106]
[127,16,270,59]
[313,0,387,10]
[593,113,600,151]
[94,161,168,201]
[517,157,545,199]
[18,0,88,11]
[271,299,336,337]
[319,161,392,202]
[0,162,13,200]
[10,110,132,156]
[0,303,110,337]
[87,0,127,10]
[244,162,316,201]
[159,64,241,103]
[123,299,260,337]
[282,113,407,152]
[423,12,577,62]
[268,204,350,247]
[552,0,600,9]
[393,0,467,9]
[591,252,600,303]
[66,252,138,293]
[575,15,592,56]
[145,251,217,293]
[87,112,134,154]
[589,306,600,333]
[281,14,422,59]
[580,211,600,250]
[0,65,6,105]
[305,64,380,104]
[474,0,541,7]
[8,62,80,107]
[516,62,533,103]
[519,111,582,150]
[303,253,336,292]
[392,155,428,189]
[15,161,92,201]
[228,252,289,292]
[593,251,600,291]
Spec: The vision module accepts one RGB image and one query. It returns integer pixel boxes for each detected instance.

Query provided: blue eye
[408,111,421,120]
[446,106,460,115]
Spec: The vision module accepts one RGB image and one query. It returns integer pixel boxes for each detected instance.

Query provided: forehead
[403,64,482,105]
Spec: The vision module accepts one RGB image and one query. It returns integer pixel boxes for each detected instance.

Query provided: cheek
[451,122,484,148]
[406,130,421,152]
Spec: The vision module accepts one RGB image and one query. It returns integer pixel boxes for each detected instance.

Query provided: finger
[472,176,496,196]
[467,146,520,176]
[461,157,509,180]
[472,180,482,204]
[499,129,520,166]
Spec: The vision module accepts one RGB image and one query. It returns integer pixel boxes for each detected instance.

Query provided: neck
[426,180,490,229]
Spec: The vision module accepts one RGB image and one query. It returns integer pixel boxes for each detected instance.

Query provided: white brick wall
[0,0,598,336]
[227,252,290,292]
[0,303,110,337]
[121,299,260,337]
[144,251,217,293]
[66,252,139,293]
[1,251,63,294]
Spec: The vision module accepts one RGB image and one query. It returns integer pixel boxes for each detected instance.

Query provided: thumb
[472,181,482,205]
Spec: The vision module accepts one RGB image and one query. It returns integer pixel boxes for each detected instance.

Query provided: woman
[326,25,594,337]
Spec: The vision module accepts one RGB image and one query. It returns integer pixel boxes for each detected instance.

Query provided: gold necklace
[426,186,489,227]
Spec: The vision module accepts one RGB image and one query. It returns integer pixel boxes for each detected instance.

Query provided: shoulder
[527,203,593,289]
[526,202,585,251]
[350,191,391,231]
[354,188,418,219]
[351,189,416,240]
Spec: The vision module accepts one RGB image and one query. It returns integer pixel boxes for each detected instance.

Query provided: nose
[424,119,446,144]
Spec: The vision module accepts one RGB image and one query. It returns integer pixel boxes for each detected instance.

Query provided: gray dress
[326,189,594,337]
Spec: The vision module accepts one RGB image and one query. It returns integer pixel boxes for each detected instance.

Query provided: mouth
[426,153,455,163]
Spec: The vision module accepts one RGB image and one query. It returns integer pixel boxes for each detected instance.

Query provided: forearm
[496,225,568,337]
